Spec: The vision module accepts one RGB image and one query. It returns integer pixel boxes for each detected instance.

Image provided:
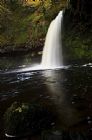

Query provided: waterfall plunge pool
[0,57,92,139]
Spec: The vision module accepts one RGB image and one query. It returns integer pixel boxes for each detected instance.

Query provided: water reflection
[43,70,81,128]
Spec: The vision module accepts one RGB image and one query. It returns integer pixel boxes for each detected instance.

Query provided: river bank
[0,42,43,57]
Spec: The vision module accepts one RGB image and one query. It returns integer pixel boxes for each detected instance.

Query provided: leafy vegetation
[0,0,92,60]
[0,0,67,50]
[62,0,92,60]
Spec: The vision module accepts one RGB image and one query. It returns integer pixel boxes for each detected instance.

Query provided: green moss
[63,11,92,60]
[4,102,55,137]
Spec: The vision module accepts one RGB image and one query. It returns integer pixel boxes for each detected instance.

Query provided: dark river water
[0,55,92,139]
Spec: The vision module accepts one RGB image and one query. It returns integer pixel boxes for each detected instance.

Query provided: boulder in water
[4,102,55,138]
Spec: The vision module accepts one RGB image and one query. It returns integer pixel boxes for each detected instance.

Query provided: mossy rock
[4,102,55,138]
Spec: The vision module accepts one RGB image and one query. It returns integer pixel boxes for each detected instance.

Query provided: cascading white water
[14,11,64,73]
[41,11,63,69]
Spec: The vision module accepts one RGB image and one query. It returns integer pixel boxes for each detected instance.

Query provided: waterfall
[15,11,64,73]
[41,11,63,69]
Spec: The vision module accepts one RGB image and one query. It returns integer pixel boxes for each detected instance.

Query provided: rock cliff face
[62,0,92,61]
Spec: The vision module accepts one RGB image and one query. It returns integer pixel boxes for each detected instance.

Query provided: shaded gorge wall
[62,0,92,64]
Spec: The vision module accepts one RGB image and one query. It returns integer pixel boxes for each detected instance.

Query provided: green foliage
[62,24,92,60]
[62,6,92,60]
[0,0,67,49]
[0,2,32,47]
